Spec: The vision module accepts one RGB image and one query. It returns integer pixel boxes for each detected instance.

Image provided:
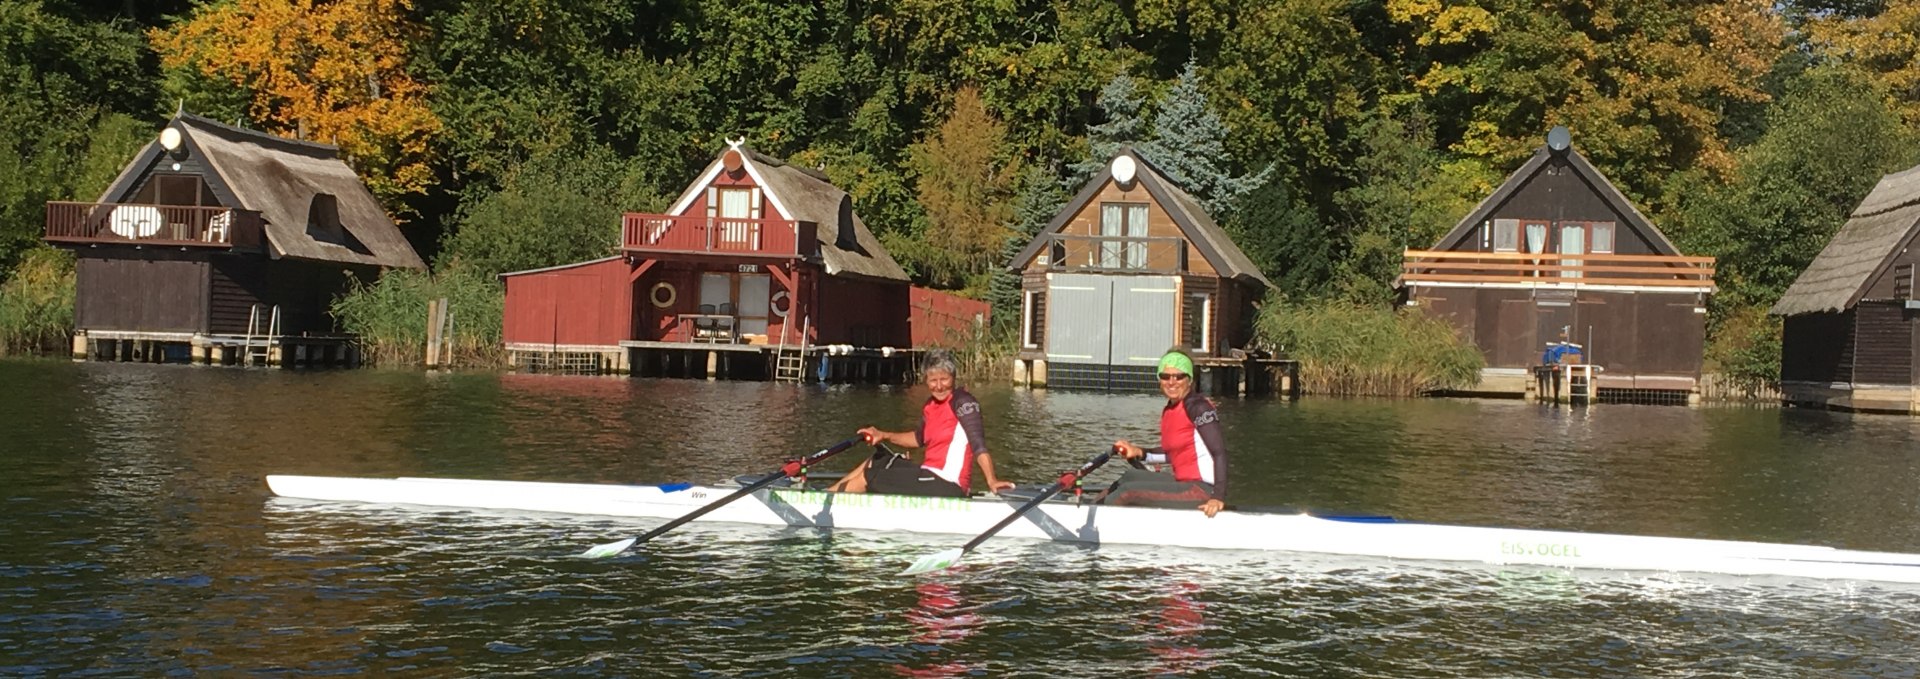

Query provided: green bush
[331,265,504,367]
[1703,303,1780,397]
[1254,297,1483,397]
[0,247,75,355]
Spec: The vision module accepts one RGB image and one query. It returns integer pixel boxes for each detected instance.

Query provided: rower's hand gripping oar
[580,436,863,558]
[900,448,1118,575]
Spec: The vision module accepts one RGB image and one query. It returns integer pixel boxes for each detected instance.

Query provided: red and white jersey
[1145,393,1228,499]
[915,387,988,492]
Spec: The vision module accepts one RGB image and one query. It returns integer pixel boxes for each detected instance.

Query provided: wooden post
[425,298,443,367]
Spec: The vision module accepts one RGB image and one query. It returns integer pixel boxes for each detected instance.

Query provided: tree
[1808,1,1920,126]
[1069,73,1149,182]
[988,163,1065,334]
[1136,60,1271,216]
[437,143,665,278]
[1334,109,1487,301]
[906,86,1020,289]
[1224,174,1332,299]
[150,0,442,210]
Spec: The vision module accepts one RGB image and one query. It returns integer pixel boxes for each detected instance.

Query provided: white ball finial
[1110,155,1137,186]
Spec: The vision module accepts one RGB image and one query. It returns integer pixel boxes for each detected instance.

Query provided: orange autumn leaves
[150,0,440,209]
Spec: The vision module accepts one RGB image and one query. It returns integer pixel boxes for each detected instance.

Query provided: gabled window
[1492,219,1519,252]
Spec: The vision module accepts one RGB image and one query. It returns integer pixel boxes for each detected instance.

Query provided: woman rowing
[1109,348,1228,517]
[829,351,1015,497]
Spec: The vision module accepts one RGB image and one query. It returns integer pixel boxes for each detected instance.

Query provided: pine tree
[1069,74,1149,183]
[1136,60,1272,216]
[989,164,1066,334]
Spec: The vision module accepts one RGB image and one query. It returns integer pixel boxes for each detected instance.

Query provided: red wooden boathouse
[503,141,956,380]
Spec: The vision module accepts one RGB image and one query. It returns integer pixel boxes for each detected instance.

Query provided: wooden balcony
[1040,234,1189,274]
[620,213,816,257]
[45,202,264,249]
[1400,250,1716,290]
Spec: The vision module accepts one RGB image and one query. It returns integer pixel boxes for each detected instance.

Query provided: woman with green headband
[1110,348,1229,517]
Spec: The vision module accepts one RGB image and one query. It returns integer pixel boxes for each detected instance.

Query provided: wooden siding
[909,287,990,348]
[1414,286,1704,377]
[1781,311,1852,384]
[111,152,242,209]
[816,274,909,347]
[1026,178,1217,277]
[1859,239,1920,301]
[503,258,634,347]
[208,258,357,336]
[1852,301,1913,385]
[75,251,208,332]
[1470,155,1660,256]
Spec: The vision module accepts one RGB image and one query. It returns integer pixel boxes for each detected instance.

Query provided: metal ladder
[774,316,809,383]
[1563,363,1598,403]
[244,303,280,367]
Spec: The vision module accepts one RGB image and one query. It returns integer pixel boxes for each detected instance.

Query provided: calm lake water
[5,359,1920,676]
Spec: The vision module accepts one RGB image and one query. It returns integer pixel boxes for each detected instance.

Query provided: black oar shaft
[632,436,859,546]
[960,451,1113,553]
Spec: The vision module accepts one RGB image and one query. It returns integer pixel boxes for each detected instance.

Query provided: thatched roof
[1007,148,1274,288]
[664,145,908,283]
[1429,143,1682,255]
[99,113,424,269]
[1772,164,1920,317]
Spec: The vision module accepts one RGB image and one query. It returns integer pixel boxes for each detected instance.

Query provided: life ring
[650,281,677,308]
[771,290,791,318]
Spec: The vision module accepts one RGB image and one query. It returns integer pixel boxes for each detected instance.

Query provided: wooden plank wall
[1852,301,1913,385]
[75,252,207,332]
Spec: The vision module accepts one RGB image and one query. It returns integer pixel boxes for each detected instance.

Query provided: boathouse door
[1044,273,1177,390]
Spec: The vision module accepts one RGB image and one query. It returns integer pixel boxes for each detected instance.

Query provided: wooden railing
[1400,250,1716,289]
[1042,234,1189,274]
[45,202,264,249]
[620,213,815,256]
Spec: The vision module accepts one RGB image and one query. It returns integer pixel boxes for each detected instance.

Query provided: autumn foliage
[149,0,440,207]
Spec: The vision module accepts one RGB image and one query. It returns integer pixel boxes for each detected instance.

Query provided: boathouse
[1007,150,1276,391]
[1772,163,1920,413]
[1398,127,1715,403]
[42,112,426,366]
[502,141,942,381]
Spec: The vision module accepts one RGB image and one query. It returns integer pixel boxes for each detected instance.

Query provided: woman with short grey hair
[829,351,1014,497]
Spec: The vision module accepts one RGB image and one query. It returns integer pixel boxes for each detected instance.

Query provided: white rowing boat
[265,474,1920,584]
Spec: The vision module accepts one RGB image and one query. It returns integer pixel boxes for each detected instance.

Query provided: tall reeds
[330,266,504,367]
[1255,297,1483,397]
[0,248,76,356]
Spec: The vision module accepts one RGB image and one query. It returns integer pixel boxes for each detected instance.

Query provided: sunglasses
[1157,372,1190,382]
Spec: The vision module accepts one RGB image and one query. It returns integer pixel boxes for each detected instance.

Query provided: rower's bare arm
[974,451,1014,493]
[858,426,918,449]
[1114,440,1144,459]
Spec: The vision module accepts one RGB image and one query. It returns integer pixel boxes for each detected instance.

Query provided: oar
[580,436,862,558]
[900,449,1117,575]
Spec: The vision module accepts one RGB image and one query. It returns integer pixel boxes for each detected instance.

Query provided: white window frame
[1492,219,1520,252]
[1021,289,1039,348]
[1187,292,1212,353]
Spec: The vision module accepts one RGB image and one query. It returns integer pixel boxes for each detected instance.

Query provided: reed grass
[0,248,75,356]
[330,266,505,367]
[1254,297,1483,397]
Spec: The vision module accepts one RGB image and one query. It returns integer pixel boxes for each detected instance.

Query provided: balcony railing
[621,213,815,256]
[45,202,264,249]
[1400,250,1716,289]
[1041,234,1189,274]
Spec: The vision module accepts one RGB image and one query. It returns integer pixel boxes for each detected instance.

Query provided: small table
[676,314,737,343]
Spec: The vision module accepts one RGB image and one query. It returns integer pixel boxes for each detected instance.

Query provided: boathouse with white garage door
[1007,149,1274,390]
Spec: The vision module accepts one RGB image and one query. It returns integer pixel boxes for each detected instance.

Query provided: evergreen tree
[1069,74,1149,184]
[1136,60,1272,216]
[1224,174,1331,299]
[989,164,1065,334]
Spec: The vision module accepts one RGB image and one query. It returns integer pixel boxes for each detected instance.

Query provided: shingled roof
[663,145,908,283]
[1772,164,1920,317]
[98,112,424,269]
[1007,148,1274,288]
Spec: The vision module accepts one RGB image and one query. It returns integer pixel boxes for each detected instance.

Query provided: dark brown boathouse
[43,112,425,366]
[1007,150,1278,392]
[1773,163,1920,413]
[1399,127,1715,403]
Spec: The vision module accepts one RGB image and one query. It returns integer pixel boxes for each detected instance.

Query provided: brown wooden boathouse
[43,112,425,366]
[1007,150,1280,392]
[1773,162,1920,413]
[1399,127,1715,403]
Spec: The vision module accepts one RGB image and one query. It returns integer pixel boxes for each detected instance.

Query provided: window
[1590,222,1615,254]
[1559,223,1585,279]
[1099,202,1149,269]
[1524,222,1549,254]
[1183,292,1212,353]
[1492,219,1520,252]
[717,188,755,246]
[1022,290,1041,348]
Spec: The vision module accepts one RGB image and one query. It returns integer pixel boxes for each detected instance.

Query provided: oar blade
[900,547,966,576]
[580,537,637,559]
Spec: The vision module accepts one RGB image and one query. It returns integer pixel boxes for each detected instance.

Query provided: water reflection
[1146,581,1215,675]
[894,582,982,677]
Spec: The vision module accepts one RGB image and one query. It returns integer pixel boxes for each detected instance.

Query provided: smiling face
[925,367,955,401]
[1157,366,1191,401]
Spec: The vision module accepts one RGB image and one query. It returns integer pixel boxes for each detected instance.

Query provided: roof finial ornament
[175,98,184,116]
[726,136,746,149]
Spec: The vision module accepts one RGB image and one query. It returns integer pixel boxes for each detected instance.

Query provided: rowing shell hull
[265,475,1920,584]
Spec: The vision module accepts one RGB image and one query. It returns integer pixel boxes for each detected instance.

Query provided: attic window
[1491,219,1519,252]
[305,193,369,255]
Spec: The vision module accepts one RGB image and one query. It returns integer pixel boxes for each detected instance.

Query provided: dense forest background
[3,0,1918,382]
